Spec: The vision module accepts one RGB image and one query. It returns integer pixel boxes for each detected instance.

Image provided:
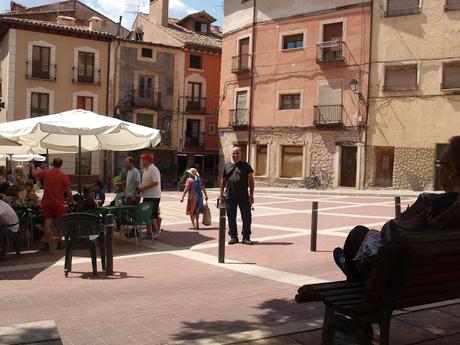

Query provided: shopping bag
[202,202,211,226]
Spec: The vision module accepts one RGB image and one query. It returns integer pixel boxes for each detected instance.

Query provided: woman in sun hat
[180,167,208,230]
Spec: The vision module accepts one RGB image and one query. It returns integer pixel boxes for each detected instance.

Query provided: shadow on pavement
[68,271,144,280]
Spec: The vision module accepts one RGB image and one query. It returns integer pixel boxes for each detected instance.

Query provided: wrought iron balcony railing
[185,97,206,113]
[231,54,251,73]
[72,66,101,85]
[229,108,248,127]
[316,41,345,64]
[313,105,344,126]
[133,90,162,109]
[26,61,56,80]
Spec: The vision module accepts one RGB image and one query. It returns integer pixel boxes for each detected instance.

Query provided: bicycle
[306,169,330,190]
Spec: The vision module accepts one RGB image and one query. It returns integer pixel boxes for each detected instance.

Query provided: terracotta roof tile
[164,22,221,50]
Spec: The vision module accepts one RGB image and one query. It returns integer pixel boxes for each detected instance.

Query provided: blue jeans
[226,197,252,239]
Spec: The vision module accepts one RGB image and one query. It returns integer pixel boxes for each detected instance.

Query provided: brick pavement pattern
[1,191,460,345]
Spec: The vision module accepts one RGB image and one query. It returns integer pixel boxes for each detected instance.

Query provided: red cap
[141,153,154,162]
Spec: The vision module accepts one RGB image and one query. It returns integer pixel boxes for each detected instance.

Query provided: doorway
[340,146,357,187]
[375,146,394,187]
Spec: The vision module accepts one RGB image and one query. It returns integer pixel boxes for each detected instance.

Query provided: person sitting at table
[110,178,126,206]
[74,186,98,211]
[92,181,105,207]
[0,199,20,257]
[1,185,25,209]
[24,181,41,208]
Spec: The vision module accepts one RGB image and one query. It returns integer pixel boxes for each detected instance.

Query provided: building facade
[220,0,371,188]
[110,39,179,186]
[366,0,460,190]
[0,16,112,185]
[132,0,222,186]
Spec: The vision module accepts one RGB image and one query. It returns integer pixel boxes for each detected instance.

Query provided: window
[187,82,203,111]
[208,123,216,135]
[32,45,50,79]
[78,51,95,83]
[282,34,304,50]
[281,146,303,178]
[141,48,153,58]
[77,96,93,111]
[446,0,460,10]
[442,62,460,89]
[315,80,343,124]
[190,55,202,69]
[384,65,418,91]
[31,92,49,117]
[256,145,267,176]
[279,93,301,110]
[194,22,208,33]
[136,113,153,127]
[76,152,91,175]
[139,76,153,99]
[232,90,248,125]
[386,0,420,16]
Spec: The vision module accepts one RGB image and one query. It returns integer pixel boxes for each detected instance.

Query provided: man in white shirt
[0,199,20,256]
[138,153,161,237]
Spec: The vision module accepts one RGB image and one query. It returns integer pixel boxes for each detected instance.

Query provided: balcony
[316,41,345,64]
[26,61,56,81]
[133,90,161,109]
[231,54,251,73]
[185,97,206,113]
[229,108,248,128]
[185,134,205,149]
[72,66,101,85]
[313,105,344,127]
[445,0,460,10]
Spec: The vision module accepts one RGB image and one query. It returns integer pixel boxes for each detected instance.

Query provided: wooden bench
[295,230,460,345]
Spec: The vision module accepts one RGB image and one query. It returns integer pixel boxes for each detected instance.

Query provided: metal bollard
[310,201,318,252]
[105,213,114,275]
[395,196,401,218]
[218,205,226,263]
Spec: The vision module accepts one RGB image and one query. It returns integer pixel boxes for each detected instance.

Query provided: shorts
[143,198,160,219]
[42,204,67,220]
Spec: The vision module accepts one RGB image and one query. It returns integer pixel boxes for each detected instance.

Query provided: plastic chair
[118,202,154,246]
[59,213,105,277]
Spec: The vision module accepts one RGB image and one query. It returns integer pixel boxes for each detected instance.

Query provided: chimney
[149,0,169,26]
[89,16,103,31]
[10,1,27,12]
[56,15,76,26]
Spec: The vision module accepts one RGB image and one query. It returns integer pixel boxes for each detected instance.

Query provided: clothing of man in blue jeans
[219,147,255,245]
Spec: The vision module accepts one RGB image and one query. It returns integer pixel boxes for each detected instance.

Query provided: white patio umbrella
[12,154,46,162]
[0,109,162,193]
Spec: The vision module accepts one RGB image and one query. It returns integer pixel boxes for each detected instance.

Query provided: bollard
[395,196,401,218]
[310,201,318,252]
[218,205,226,263]
[105,213,114,275]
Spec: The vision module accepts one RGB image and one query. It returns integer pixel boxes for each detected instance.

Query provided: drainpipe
[363,0,374,190]
[104,39,111,190]
[247,0,256,163]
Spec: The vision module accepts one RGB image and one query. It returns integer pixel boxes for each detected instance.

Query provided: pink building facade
[219,0,371,188]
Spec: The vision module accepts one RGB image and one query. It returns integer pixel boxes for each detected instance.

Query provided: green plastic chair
[59,213,105,277]
[118,202,154,246]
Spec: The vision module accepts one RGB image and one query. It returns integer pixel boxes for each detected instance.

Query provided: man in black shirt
[219,147,255,245]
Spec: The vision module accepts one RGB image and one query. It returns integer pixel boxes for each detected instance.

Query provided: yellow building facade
[0,17,111,184]
[366,0,460,190]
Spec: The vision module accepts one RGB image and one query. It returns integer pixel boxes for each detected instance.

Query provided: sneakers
[333,247,347,276]
[228,237,239,245]
[242,238,254,245]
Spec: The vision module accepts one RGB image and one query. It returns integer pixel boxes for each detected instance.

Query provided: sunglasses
[435,160,449,168]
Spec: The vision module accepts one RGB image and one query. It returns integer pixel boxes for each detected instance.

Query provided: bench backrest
[358,230,460,315]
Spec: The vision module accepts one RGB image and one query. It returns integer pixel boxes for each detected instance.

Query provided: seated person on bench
[334,135,460,281]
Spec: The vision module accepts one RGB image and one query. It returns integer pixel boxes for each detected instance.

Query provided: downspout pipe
[247,0,256,163]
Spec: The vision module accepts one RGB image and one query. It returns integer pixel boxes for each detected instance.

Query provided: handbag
[202,201,211,226]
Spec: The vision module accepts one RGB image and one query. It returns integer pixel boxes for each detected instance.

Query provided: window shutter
[387,0,419,14]
[318,81,343,105]
[385,65,417,90]
[323,23,343,42]
[443,62,460,89]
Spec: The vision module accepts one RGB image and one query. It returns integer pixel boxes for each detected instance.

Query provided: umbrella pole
[78,135,82,195]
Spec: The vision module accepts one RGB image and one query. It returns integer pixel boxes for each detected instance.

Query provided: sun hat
[186,168,199,177]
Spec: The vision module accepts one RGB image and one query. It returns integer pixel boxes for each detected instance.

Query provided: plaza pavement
[1,189,459,345]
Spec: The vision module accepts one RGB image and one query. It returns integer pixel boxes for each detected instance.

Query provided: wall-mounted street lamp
[349,78,364,102]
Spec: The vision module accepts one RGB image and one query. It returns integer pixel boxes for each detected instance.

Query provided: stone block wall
[393,147,435,190]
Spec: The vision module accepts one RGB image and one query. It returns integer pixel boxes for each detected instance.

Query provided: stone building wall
[365,146,376,187]
[393,147,435,191]
[219,127,363,188]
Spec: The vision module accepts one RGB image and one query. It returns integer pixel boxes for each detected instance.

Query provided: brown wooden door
[435,143,448,190]
[239,38,250,69]
[375,147,394,187]
[340,146,357,187]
